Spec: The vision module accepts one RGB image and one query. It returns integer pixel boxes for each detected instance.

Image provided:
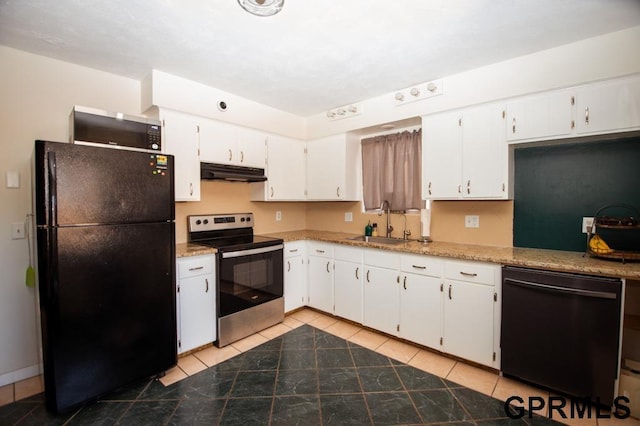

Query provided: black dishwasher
[501,266,622,406]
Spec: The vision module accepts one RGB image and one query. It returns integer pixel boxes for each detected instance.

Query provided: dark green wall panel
[513,137,640,252]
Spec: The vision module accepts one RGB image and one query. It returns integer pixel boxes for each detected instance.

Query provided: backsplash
[514,136,640,252]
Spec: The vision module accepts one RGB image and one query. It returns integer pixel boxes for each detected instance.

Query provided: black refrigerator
[33,140,177,414]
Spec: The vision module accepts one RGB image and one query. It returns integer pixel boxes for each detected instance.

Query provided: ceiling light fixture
[238,0,284,17]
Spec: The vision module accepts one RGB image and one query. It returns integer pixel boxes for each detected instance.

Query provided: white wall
[307,26,640,138]
[0,46,142,385]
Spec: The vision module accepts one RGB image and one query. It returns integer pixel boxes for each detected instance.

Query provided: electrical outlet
[275,211,282,221]
[582,217,594,233]
[344,212,353,222]
[464,215,480,228]
[11,222,25,239]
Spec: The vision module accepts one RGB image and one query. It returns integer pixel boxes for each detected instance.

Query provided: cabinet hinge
[502,110,506,119]
[440,283,443,292]
[304,147,308,154]
[493,352,496,361]
[458,118,462,127]
[177,285,180,293]
[439,337,443,346]
[178,340,181,348]
[161,119,165,127]
[196,125,200,133]
[493,292,497,302]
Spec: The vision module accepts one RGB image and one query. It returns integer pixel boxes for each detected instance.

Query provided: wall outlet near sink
[464,215,480,228]
[344,212,353,222]
[275,211,282,221]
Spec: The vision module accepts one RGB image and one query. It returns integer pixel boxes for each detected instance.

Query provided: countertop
[176,230,640,279]
[261,230,640,280]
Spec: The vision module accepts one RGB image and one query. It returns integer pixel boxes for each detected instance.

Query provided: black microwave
[70,106,161,152]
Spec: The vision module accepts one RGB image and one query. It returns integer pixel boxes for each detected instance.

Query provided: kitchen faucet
[378,200,394,238]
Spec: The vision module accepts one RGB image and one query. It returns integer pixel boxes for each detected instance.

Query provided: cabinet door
[307,136,345,200]
[443,280,495,367]
[461,104,507,199]
[307,256,333,313]
[284,255,306,313]
[422,111,462,199]
[400,273,442,349]
[199,119,237,165]
[160,109,200,201]
[506,91,575,142]
[334,260,363,323]
[363,266,399,336]
[178,274,215,353]
[576,77,640,135]
[237,127,267,168]
[265,135,307,200]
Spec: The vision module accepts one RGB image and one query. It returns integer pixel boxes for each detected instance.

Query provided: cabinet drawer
[178,255,215,279]
[401,254,442,278]
[444,260,497,286]
[364,248,400,270]
[284,241,305,259]
[307,241,334,258]
[334,245,363,264]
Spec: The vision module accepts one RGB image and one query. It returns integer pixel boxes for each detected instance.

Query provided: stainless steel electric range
[188,213,284,347]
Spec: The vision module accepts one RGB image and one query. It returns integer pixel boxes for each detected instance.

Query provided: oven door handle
[221,244,284,259]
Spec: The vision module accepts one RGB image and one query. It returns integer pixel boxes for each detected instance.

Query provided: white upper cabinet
[199,119,266,168]
[306,134,361,201]
[461,104,507,199]
[422,110,462,200]
[506,90,575,143]
[158,109,200,202]
[251,135,306,201]
[422,103,507,200]
[575,76,640,136]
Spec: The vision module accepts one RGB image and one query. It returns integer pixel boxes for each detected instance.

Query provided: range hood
[200,162,267,182]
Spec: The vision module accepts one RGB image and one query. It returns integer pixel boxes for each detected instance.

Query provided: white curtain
[361,129,422,211]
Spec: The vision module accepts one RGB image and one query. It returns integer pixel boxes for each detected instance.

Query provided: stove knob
[195,219,202,225]
[240,217,245,222]
[203,219,209,225]
[246,216,251,222]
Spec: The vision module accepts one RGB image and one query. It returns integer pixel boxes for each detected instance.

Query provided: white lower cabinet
[333,246,363,324]
[399,254,443,349]
[363,250,401,336]
[442,260,500,367]
[176,254,216,354]
[307,242,334,313]
[284,241,307,313]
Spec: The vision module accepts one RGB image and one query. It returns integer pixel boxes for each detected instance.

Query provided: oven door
[218,244,284,318]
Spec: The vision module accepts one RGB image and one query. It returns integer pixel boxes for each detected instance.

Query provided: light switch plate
[344,212,353,222]
[6,171,20,189]
[275,211,282,221]
[11,222,25,239]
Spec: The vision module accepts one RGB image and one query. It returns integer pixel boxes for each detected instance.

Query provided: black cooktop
[193,234,283,252]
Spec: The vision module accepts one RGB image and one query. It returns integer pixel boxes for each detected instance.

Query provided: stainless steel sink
[346,235,406,245]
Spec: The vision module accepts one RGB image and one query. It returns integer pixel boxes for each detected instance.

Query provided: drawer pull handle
[205,278,209,293]
[412,265,426,270]
[459,271,478,277]
[188,266,204,271]
[288,249,299,253]
[316,249,325,254]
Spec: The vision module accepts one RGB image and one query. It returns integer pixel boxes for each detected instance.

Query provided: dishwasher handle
[504,278,618,300]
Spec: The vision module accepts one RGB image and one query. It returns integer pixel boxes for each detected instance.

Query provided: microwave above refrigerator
[70,105,161,153]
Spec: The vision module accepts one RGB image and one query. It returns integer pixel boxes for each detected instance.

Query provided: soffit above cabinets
[0,1,638,117]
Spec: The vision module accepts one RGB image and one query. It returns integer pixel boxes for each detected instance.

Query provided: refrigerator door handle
[46,228,59,306]
[47,152,58,227]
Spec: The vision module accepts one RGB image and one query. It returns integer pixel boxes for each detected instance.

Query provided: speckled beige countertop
[260,230,640,280]
[176,242,217,258]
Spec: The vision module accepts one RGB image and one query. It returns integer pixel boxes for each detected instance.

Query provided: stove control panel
[188,213,253,233]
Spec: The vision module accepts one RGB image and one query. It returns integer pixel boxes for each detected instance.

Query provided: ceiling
[1,0,639,117]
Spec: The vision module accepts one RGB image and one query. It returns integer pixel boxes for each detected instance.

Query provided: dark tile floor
[0,325,560,425]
